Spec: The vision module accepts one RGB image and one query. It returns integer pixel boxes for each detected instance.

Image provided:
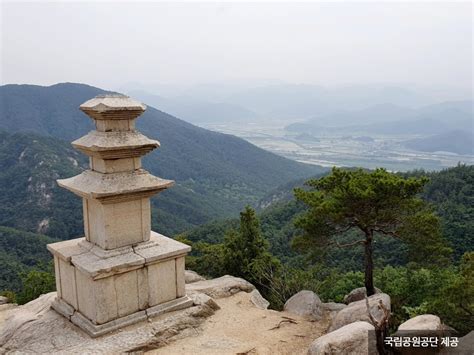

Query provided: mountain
[184,165,474,264]
[404,130,474,155]
[224,84,429,119]
[0,83,323,238]
[127,90,260,125]
[0,226,58,292]
[285,100,473,137]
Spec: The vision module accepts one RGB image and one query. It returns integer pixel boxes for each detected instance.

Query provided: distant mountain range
[285,100,473,155]
[127,90,260,125]
[0,83,323,238]
[122,83,446,124]
[405,130,474,155]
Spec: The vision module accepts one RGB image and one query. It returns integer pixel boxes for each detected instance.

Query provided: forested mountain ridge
[184,164,474,265]
[0,83,324,238]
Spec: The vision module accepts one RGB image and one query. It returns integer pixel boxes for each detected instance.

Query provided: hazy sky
[1,1,472,92]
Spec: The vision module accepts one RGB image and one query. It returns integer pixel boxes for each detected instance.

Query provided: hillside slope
[0,83,323,237]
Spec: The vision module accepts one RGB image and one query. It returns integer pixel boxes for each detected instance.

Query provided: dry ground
[149,291,331,355]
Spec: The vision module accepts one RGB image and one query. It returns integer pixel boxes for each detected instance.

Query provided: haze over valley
[128,83,473,172]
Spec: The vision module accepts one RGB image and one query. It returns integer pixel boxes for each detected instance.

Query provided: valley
[205,120,474,172]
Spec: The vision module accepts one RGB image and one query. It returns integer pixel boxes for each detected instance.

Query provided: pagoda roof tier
[72,131,160,159]
[57,169,174,203]
[80,94,146,121]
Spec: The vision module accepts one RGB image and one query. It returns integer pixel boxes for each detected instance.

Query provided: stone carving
[47,94,192,337]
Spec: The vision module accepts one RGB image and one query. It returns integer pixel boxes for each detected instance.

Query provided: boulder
[397,314,442,332]
[0,297,8,305]
[283,290,323,320]
[0,291,218,353]
[188,292,220,311]
[0,292,56,346]
[249,289,270,310]
[440,331,474,354]
[322,302,346,312]
[308,321,377,355]
[185,270,205,283]
[330,293,390,331]
[343,287,382,304]
[322,302,346,320]
[186,275,255,298]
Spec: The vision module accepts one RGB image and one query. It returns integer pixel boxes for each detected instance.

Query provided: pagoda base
[52,295,193,337]
[47,232,192,337]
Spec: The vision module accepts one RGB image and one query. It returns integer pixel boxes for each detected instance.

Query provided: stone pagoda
[47,94,192,337]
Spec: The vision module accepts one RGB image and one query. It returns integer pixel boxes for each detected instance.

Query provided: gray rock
[322,302,346,320]
[322,302,346,312]
[188,293,220,311]
[343,287,382,304]
[397,314,442,332]
[330,293,391,331]
[0,291,218,353]
[308,321,377,355]
[0,297,8,305]
[284,290,323,320]
[249,289,270,310]
[0,292,56,346]
[185,270,206,283]
[186,275,255,298]
[440,330,474,355]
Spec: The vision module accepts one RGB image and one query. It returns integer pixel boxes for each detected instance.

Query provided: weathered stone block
[115,270,140,318]
[148,259,177,306]
[58,259,78,309]
[176,257,186,298]
[83,198,151,249]
[90,157,141,173]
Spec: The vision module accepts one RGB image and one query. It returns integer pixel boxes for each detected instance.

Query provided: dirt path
[149,291,330,355]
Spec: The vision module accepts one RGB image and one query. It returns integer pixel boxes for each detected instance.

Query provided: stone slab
[73,130,159,155]
[148,259,176,306]
[145,296,194,318]
[133,232,191,264]
[51,298,75,318]
[65,296,193,338]
[47,238,89,262]
[57,169,174,202]
[70,309,147,338]
[176,257,186,298]
[72,248,145,280]
[80,94,146,113]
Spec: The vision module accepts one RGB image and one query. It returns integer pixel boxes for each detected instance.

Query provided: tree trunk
[364,231,375,297]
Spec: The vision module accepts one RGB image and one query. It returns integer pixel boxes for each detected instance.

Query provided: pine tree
[294,167,451,296]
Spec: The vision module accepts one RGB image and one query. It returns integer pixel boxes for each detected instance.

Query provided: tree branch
[330,239,366,248]
[372,228,400,238]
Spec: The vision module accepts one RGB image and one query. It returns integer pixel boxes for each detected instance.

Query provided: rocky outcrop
[0,292,56,347]
[0,297,8,306]
[284,290,323,320]
[0,291,220,354]
[440,331,474,354]
[397,314,442,333]
[330,293,390,331]
[249,289,270,310]
[322,302,346,312]
[322,302,346,320]
[186,275,255,298]
[343,287,382,304]
[185,270,205,283]
[188,292,220,311]
[308,321,377,355]
[0,280,330,354]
